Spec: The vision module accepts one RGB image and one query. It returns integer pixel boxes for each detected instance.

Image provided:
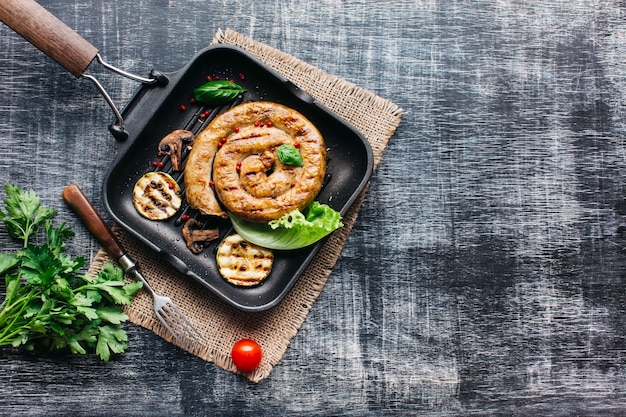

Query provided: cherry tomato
[231,339,262,371]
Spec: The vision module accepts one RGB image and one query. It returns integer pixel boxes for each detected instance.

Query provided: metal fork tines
[118,254,206,352]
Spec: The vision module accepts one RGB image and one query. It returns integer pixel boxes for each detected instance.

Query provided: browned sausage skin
[184,101,327,223]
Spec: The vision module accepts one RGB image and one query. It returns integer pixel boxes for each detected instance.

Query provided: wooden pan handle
[0,0,98,78]
[62,184,125,261]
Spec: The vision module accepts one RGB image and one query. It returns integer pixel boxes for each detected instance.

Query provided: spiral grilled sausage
[184,101,327,223]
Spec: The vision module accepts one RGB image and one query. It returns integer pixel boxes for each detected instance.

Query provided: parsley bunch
[0,185,142,361]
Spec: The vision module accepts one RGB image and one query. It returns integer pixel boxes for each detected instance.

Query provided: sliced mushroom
[182,218,220,254]
[158,130,194,171]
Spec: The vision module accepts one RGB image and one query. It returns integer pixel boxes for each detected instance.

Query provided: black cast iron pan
[0,0,374,312]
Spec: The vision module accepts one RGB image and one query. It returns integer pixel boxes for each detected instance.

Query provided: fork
[62,184,206,352]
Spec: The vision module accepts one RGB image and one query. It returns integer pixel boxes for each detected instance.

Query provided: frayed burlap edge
[87,29,403,383]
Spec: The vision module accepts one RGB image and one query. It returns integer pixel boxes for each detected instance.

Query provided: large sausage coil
[184,101,327,223]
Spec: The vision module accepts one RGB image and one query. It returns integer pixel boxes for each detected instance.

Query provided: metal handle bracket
[84,53,169,141]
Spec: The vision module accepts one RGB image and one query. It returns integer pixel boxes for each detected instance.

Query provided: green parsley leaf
[96,324,128,361]
[0,185,140,361]
[76,306,99,321]
[0,253,18,275]
[96,306,128,325]
[0,185,56,243]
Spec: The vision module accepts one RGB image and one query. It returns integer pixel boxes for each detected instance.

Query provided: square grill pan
[103,45,373,312]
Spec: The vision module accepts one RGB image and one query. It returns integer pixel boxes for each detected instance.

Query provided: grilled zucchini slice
[216,234,274,286]
[133,172,182,220]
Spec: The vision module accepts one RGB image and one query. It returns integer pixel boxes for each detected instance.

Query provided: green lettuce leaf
[229,202,343,250]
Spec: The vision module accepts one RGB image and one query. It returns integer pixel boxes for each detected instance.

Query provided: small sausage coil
[185,101,327,223]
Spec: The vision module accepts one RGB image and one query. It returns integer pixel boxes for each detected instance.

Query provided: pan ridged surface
[185,101,326,222]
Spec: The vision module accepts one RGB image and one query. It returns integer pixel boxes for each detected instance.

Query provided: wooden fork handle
[62,184,125,260]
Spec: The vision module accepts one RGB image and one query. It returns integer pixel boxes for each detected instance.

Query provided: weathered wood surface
[2,0,626,415]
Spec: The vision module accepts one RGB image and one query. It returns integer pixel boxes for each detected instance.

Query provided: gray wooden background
[2,0,626,415]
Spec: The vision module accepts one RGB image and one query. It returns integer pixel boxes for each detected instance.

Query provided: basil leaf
[193,80,246,106]
[277,144,304,166]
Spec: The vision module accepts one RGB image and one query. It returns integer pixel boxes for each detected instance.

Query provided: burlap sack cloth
[87,28,403,382]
